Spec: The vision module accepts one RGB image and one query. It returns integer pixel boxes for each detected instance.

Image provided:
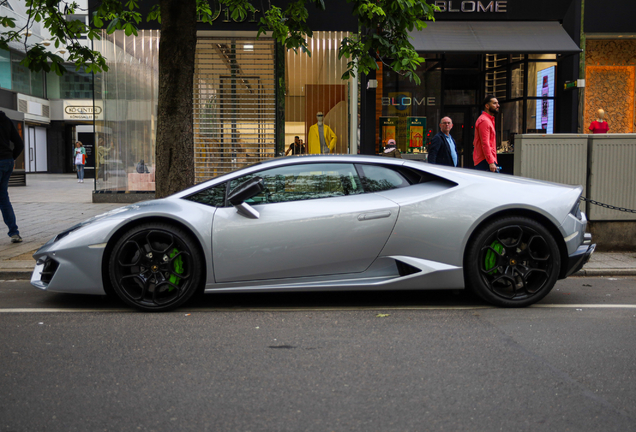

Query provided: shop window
[511,63,525,99]
[381,60,441,154]
[11,52,31,95]
[499,100,522,153]
[30,67,44,98]
[0,49,11,90]
[527,63,557,134]
[528,54,557,61]
[93,30,159,192]
[485,54,508,101]
[47,70,93,99]
[485,54,524,102]
[194,37,276,182]
[284,31,353,155]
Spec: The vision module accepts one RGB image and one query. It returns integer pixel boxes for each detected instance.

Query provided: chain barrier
[580,196,636,214]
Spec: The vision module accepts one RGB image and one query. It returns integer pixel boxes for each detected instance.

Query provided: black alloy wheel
[109,223,203,311]
[465,216,560,307]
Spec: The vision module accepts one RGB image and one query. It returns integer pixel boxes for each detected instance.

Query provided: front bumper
[564,233,595,277]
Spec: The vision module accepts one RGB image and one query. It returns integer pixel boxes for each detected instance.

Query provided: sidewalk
[1,174,635,280]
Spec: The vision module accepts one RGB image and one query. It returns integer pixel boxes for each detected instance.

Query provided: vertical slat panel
[513,134,588,194]
[193,37,276,182]
[589,136,636,221]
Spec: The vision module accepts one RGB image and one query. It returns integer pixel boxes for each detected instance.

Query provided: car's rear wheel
[465,217,560,307]
[109,223,203,312]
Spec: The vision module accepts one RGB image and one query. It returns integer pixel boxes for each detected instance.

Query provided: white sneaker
[78,179,80,182]
[80,180,84,183]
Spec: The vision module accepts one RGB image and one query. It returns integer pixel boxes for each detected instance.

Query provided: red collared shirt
[473,111,497,166]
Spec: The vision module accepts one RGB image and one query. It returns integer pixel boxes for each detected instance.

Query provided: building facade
[360,0,584,174]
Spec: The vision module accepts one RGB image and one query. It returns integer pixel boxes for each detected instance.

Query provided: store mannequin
[589,109,609,134]
[308,111,337,154]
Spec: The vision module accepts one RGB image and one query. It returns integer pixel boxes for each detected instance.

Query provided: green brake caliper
[168,248,184,290]
[484,241,503,275]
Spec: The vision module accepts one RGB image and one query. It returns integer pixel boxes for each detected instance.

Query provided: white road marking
[1,304,636,313]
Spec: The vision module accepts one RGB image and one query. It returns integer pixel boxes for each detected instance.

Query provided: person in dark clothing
[428,116,458,167]
[285,136,306,156]
[379,139,402,158]
[0,111,25,243]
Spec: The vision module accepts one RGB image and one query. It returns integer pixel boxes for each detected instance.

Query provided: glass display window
[380,60,441,153]
[284,31,353,156]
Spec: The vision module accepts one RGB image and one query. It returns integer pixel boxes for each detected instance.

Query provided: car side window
[184,183,228,207]
[356,164,411,192]
[228,163,363,205]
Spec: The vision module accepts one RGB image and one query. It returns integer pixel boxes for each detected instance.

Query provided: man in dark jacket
[428,116,458,167]
[0,111,25,243]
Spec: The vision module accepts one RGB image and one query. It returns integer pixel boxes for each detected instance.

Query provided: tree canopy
[2,0,436,82]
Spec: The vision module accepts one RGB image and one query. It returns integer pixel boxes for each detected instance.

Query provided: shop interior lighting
[244,44,254,51]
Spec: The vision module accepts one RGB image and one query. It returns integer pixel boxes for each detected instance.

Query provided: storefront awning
[409,21,581,54]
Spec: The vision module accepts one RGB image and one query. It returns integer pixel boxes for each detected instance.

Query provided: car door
[212,162,400,283]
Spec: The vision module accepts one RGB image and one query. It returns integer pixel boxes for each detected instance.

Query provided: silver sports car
[31,155,595,311]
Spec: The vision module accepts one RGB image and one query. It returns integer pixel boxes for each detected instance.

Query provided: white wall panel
[588,135,636,221]
[513,134,588,196]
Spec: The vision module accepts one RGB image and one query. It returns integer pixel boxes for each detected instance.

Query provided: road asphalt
[1,173,635,281]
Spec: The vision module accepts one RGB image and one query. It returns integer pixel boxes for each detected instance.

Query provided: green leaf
[106,17,120,33]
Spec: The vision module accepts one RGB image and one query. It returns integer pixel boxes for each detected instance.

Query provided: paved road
[2,277,636,431]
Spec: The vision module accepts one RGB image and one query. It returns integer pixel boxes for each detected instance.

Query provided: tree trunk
[155,0,197,198]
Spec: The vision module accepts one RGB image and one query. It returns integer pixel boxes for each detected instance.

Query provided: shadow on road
[34,288,487,311]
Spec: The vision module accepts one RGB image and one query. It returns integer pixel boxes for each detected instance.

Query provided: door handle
[358,211,392,221]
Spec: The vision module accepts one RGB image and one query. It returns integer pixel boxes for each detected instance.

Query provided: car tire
[108,223,203,312]
[464,216,560,308]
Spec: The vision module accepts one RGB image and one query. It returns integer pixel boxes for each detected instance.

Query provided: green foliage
[223,0,437,84]
[1,0,435,82]
[339,0,438,85]
[0,0,113,75]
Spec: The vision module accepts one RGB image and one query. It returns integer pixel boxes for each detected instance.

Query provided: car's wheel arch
[101,216,208,297]
[462,208,569,280]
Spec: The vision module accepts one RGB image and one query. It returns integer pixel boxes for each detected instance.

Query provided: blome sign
[63,101,103,120]
[434,1,508,13]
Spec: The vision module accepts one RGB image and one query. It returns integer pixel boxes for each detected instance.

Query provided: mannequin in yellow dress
[307,112,336,154]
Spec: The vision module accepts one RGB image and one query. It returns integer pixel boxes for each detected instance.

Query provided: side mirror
[227,177,264,219]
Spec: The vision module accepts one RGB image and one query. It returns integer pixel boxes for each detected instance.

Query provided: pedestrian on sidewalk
[0,110,24,243]
[75,141,86,183]
[473,95,500,173]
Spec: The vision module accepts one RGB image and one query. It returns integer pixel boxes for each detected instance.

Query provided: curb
[3,269,636,282]
[0,270,33,280]
[573,268,636,277]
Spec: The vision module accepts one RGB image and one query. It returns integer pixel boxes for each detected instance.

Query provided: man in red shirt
[473,95,500,172]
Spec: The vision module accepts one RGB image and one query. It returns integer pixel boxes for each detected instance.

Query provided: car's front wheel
[465,216,560,307]
[108,223,203,311]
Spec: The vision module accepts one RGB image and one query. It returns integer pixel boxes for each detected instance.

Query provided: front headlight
[54,224,83,242]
